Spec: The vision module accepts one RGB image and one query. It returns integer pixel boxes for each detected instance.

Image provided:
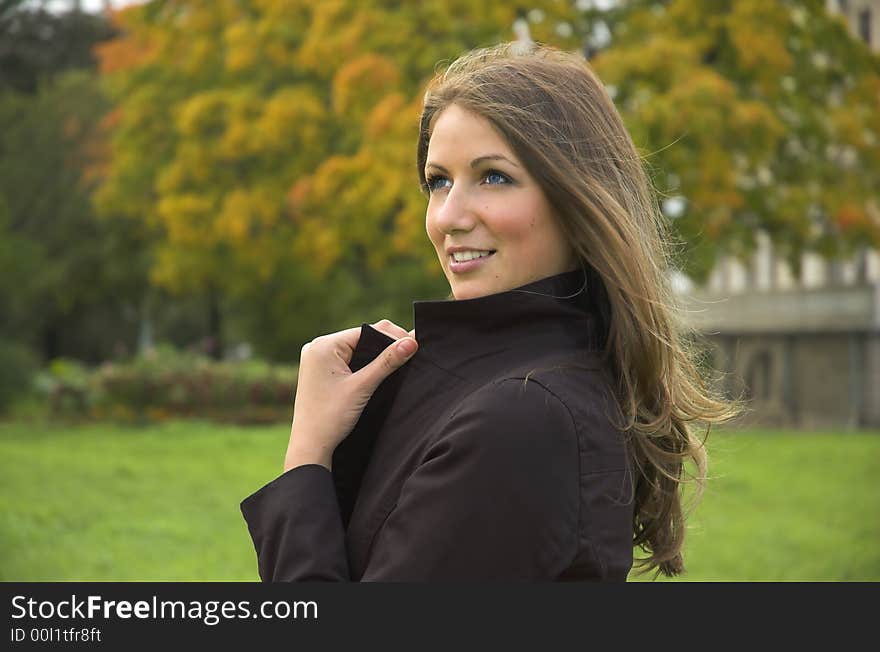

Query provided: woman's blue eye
[426,175,451,192]
[484,170,510,185]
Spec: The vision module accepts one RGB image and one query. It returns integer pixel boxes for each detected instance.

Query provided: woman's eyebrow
[424,154,520,173]
[470,154,519,168]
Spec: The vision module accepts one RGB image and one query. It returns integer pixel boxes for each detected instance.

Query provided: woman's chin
[449,278,503,300]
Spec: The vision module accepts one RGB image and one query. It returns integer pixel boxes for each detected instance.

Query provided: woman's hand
[283,320,418,473]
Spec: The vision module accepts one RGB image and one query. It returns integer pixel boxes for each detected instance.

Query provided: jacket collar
[411,267,605,378]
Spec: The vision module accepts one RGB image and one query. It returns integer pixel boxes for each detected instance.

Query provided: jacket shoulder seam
[489,376,582,573]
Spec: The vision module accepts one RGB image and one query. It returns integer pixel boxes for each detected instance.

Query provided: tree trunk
[207,288,223,360]
[43,323,59,362]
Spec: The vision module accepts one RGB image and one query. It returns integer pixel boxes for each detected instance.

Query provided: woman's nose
[432,185,478,234]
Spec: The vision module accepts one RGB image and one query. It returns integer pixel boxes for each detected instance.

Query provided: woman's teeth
[452,251,494,262]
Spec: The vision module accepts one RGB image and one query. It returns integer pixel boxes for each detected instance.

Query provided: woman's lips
[448,251,496,274]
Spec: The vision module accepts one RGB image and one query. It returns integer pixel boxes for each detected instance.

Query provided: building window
[858,9,872,44]
[745,351,773,402]
[837,0,849,13]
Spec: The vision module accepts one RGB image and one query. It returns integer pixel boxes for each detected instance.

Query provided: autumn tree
[95,0,582,358]
[588,0,880,279]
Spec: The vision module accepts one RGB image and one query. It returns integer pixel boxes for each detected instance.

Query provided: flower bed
[37,348,297,425]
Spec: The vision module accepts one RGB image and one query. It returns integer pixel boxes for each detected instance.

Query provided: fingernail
[397,338,417,357]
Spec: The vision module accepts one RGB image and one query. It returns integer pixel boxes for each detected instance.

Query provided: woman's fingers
[303,321,411,370]
[354,336,418,395]
[371,319,411,341]
[302,326,362,364]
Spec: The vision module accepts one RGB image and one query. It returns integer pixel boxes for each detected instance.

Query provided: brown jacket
[240,269,634,581]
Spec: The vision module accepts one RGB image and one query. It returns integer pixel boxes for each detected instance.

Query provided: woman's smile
[447,248,497,273]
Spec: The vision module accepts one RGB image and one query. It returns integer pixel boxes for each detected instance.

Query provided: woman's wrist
[283,441,333,473]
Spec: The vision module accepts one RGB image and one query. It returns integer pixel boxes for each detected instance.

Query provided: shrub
[38,346,297,424]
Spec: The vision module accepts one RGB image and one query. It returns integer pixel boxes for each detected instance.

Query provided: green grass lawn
[1,419,878,581]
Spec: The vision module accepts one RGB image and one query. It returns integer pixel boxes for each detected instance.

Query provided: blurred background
[1,0,878,581]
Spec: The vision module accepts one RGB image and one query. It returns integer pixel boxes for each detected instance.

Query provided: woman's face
[424,104,577,300]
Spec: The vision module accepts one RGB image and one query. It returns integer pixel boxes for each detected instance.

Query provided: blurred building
[681,239,880,430]
[679,1,880,430]
[827,0,879,52]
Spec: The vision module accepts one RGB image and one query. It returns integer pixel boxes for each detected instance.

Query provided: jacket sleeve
[240,377,580,581]
[240,464,349,581]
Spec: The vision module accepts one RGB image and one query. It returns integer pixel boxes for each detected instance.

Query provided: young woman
[241,42,736,581]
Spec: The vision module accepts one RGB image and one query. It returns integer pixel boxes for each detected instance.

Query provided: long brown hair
[417,42,740,577]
